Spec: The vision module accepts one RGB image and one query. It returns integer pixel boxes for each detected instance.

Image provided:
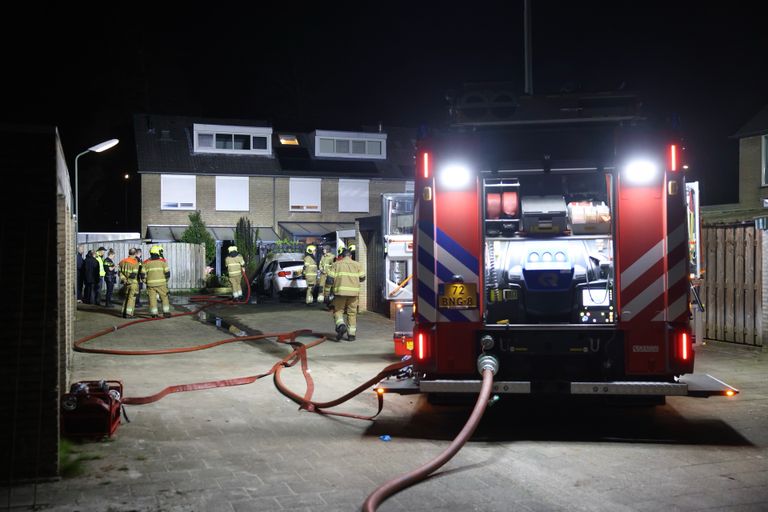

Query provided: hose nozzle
[477,354,499,376]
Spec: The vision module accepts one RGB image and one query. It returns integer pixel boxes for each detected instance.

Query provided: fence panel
[80,241,205,290]
[702,223,762,347]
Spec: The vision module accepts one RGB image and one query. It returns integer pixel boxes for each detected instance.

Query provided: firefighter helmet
[228,246,238,253]
[150,245,164,256]
[348,243,356,253]
[306,244,316,255]
[337,244,346,256]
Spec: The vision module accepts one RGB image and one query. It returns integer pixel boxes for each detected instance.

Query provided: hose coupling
[477,354,499,376]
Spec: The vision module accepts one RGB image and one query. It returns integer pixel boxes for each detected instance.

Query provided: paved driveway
[4,301,767,511]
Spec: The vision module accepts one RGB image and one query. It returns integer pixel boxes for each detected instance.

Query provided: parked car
[253,252,307,299]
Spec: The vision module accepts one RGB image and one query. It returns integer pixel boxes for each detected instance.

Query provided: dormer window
[193,124,272,155]
[314,130,386,159]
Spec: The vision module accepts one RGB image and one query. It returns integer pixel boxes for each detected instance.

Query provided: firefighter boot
[335,323,347,342]
[347,335,356,342]
[163,312,172,318]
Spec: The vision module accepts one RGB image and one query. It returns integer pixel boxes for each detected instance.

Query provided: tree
[181,211,216,263]
[234,217,260,278]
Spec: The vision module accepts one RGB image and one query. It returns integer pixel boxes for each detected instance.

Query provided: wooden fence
[700,223,762,346]
[80,241,206,290]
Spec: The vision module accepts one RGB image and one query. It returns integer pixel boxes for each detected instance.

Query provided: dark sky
[5,2,768,231]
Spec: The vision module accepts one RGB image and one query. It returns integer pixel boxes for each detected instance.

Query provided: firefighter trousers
[331,295,359,335]
[122,281,138,317]
[318,274,327,301]
[229,274,243,299]
[148,285,170,315]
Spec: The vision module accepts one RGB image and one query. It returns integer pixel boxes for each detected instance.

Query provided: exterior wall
[274,177,407,224]
[1,127,64,480]
[739,135,763,209]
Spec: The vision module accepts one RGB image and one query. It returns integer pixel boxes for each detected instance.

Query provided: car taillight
[277,271,290,277]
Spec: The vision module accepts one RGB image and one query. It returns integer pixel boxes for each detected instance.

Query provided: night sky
[5,2,767,231]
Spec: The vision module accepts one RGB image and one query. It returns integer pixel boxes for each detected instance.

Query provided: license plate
[439,283,478,309]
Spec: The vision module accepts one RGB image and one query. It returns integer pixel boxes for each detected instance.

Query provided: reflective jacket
[118,257,140,284]
[319,253,335,275]
[302,255,318,285]
[95,254,106,277]
[104,257,117,282]
[142,257,170,287]
[328,257,365,296]
[225,254,245,278]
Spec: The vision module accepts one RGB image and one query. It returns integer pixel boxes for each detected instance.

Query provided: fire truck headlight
[624,159,659,185]
[438,164,472,189]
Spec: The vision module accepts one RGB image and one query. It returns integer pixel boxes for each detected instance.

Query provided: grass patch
[59,439,102,478]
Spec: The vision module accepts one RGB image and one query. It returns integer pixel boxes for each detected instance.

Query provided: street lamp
[74,138,119,237]
[123,172,130,229]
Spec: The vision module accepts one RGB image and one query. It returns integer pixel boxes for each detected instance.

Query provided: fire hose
[362,356,498,512]
[74,269,498,511]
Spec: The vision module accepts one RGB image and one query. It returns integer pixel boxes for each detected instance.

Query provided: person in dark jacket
[103,249,117,307]
[76,245,85,303]
[83,250,100,304]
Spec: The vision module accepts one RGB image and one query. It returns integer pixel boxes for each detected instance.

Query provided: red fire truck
[379,94,737,401]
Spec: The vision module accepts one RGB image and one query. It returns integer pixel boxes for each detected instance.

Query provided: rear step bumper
[375,373,738,398]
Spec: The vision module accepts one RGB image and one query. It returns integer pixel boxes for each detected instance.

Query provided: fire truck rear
[379,98,737,400]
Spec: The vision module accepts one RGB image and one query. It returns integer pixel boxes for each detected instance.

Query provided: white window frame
[161,174,196,210]
[338,179,370,213]
[762,135,768,187]
[289,178,322,212]
[215,176,249,211]
[405,180,415,192]
[313,129,387,160]
[193,123,273,156]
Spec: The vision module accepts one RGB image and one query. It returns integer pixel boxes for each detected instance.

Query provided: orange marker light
[423,152,430,179]
[725,390,735,397]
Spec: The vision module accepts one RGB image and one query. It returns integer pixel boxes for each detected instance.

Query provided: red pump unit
[378,94,737,400]
[61,380,123,438]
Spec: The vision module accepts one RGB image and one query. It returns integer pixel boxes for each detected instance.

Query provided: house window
[339,179,369,213]
[193,123,272,155]
[405,180,415,192]
[314,130,387,160]
[215,176,249,211]
[161,175,196,210]
[290,178,321,212]
[763,135,768,186]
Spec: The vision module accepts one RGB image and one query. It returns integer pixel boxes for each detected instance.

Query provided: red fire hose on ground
[73,270,499,511]
[362,358,498,512]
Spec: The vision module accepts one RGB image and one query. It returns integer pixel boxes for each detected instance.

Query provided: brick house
[134,115,415,248]
[702,105,768,223]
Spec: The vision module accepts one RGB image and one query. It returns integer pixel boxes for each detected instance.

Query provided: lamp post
[123,173,130,229]
[74,138,119,238]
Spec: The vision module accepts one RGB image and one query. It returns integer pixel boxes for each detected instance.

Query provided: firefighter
[225,245,245,299]
[317,245,334,304]
[326,246,366,341]
[142,245,172,318]
[302,244,318,305]
[347,243,357,261]
[118,248,140,318]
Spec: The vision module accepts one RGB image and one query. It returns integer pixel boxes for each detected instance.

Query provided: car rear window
[279,261,303,269]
